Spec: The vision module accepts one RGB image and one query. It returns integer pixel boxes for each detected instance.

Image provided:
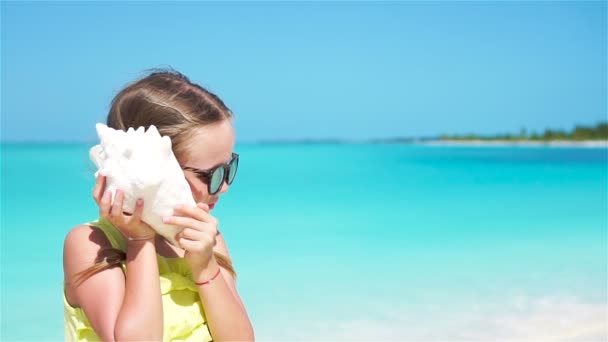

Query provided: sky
[1,1,606,143]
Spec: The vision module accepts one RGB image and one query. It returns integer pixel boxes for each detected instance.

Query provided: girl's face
[180,119,236,209]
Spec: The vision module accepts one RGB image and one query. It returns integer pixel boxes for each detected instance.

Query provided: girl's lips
[209,203,216,210]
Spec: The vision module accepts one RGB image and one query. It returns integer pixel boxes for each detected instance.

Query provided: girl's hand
[164,203,219,275]
[92,175,155,241]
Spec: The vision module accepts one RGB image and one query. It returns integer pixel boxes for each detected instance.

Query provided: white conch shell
[90,123,195,247]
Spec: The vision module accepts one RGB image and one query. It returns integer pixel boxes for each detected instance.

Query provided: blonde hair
[75,69,236,286]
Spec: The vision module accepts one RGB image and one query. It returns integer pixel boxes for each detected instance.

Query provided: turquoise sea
[1,143,607,340]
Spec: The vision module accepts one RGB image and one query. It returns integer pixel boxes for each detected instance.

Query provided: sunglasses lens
[210,167,225,194]
[228,157,239,185]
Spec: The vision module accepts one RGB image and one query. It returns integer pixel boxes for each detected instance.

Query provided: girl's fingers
[179,238,202,252]
[164,215,199,229]
[173,204,217,226]
[111,189,123,218]
[99,190,112,218]
[177,227,214,243]
[179,235,216,251]
[173,204,208,221]
[197,202,210,212]
[165,215,218,236]
[129,198,144,224]
[92,175,106,204]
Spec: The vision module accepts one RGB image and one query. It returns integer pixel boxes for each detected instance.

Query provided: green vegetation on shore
[253,121,608,145]
[439,121,608,141]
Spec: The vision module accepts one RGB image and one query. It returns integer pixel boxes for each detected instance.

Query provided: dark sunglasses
[183,153,239,195]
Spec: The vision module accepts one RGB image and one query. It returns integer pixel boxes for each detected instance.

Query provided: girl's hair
[75,69,236,286]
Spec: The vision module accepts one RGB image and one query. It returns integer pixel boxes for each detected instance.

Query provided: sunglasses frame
[183,153,239,195]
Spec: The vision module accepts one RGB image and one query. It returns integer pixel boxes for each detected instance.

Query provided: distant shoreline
[418,139,608,148]
[420,139,608,148]
[2,139,607,148]
[252,138,608,147]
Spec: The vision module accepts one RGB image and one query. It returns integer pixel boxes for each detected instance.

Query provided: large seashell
[90,123,195,247]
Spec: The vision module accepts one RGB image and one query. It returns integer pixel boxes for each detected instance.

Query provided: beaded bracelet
[195,268,221,286]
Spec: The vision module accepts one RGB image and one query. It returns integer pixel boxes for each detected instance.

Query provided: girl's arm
[195,236,254,341]
[165,204,254,341]
[115,237,163,340]
[64,177,163,341]
[63,226,163,341]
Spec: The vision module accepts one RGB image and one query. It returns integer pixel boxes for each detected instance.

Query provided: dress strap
[89,218,127,252]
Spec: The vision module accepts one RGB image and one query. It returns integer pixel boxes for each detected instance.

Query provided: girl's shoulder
[64,219,126,254]
[63,223,120,306]
[64,224,113,255]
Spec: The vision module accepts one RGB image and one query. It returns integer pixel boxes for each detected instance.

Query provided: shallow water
[1,143,606,340]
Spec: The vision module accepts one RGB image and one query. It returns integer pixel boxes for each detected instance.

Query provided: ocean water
[1,143,606,340]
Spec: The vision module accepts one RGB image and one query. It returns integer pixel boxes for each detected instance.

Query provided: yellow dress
[63,218,213,341]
